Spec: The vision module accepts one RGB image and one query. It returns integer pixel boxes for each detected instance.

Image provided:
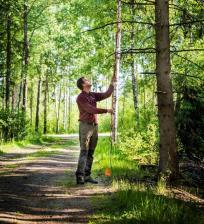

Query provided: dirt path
[0,136,111,224]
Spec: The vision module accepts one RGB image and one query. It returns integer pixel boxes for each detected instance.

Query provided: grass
[0,134,76,154]
[49,138,78,149]
[26,149,60,160]
[89,137,204,224]
[0,170,12,175]
[90,180,203,224]
[0,163,20,176]
[4,164,20,169]
[0,135,74,175]
[1,134,203,223]
[92,137,149,181]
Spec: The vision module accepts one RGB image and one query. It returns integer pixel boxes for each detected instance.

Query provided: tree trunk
[35,76,41,132]
[4,3,11,141]
[1,76,5,109]
[12,85,17,110]
[22,78,27,114]
[111,0,121,143]
[55,83,61,134]
[155,0,179,179]
[55,86,58,133]
[57,83,62,133]
[5,6,11,109]
[121,87,125,125]
[22,0,28,116]
[17,80,23,112]
[68,76,71,131]
[143,77,146,120]
[30,81,33,126]
[43,74,48,134]
[130,0,139,126]
[63,79,67,131]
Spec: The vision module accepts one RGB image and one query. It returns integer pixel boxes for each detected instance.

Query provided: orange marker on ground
[105,167,111,177]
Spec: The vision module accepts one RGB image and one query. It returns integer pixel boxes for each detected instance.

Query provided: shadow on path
[0,136,111,224]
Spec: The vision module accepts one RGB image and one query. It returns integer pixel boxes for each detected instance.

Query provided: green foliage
[91,135,203,223]
[26,149,59,160]
[0,109,28,141]
[175,84,204,160]
[119,124,159,164]
[93,137,142,181]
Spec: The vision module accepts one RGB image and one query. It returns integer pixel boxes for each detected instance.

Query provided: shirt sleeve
[77,95,108,114]
[92,84,114,102]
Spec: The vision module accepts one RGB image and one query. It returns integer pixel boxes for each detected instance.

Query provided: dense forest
[0,0,204,223]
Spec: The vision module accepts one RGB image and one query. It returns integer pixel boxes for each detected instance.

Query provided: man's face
[82,78,92,90]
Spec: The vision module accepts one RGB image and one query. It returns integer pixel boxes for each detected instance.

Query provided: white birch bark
[111,0,122,143]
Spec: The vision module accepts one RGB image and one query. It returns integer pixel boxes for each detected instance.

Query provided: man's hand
[107,109,113,114]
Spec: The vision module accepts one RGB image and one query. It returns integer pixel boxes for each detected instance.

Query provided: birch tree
[130,0,139,126]
[111,0,122,143]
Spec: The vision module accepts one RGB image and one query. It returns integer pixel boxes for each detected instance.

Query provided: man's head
[77,77,92,91]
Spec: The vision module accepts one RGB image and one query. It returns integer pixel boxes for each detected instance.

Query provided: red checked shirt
[76,84,114,124]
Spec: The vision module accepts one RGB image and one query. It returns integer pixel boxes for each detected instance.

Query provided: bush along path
[0,135,112,224]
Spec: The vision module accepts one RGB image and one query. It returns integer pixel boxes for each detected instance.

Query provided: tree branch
[83,20,154,33]
[139,71,204,81]
[172,72,204,81]
[122,48,204,53]
[172,52,204,71]
[121,0,154,6]
[171,49,204,53]
[170,20,204,26]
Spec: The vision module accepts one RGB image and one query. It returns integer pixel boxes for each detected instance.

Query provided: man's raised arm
[93,73,116,102]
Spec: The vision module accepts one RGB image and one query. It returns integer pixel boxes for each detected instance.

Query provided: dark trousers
[75,121,98,177]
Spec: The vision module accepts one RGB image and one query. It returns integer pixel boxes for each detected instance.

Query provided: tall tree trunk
[121,88,125,125]
[55,83,62,134]
[111,0,121,143]
[43,74,48,134]
[4,3,11,141]
[143,77,146,120]
[17,80,23,111]
[57,83,62,133]
[155,0,179,179]
[22,0,28,116]
[55,86,58,133]
[12,85,17,110]
[130,0,139,126]
[35,76,41,132]
[68,76,71,131]
[65,81,68,131]
[5,5,11,110]
[63,78,67,131]
[106,76,108,109]
[2,76,5,109]
[30,81,33,126]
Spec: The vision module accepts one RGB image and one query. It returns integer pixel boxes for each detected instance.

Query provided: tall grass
[93,137,144,181]
[90,137,203,224]
[90,180,203,224]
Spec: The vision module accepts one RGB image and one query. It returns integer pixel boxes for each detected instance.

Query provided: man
[75,74,115,184]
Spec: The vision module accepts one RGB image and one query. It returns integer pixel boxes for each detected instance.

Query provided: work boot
[84,175,98,184]
[76,176,84,185]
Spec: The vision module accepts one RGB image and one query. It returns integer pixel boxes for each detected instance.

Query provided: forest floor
[0,135,204,224]
[0,135,112,224]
